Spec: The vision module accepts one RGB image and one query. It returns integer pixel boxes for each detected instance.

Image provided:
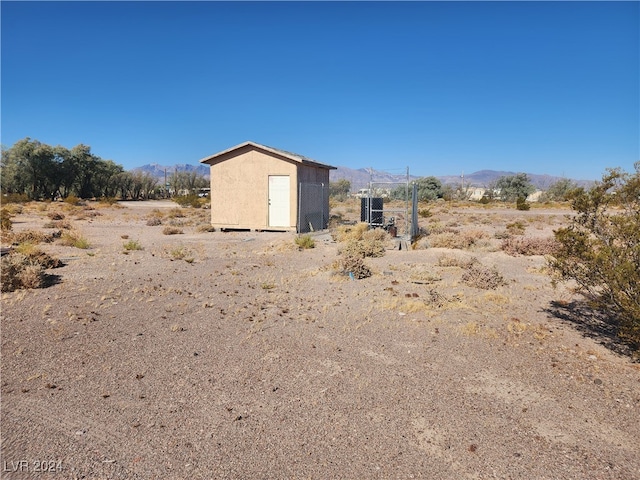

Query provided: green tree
[415,176,443,202]
[169,170,208,196]
[329,179,351,200]
[492,173,535,202]
[549,163,640,349]
[541,178,579,202]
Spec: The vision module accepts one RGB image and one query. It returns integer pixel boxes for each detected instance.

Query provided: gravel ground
[1,201,639,479]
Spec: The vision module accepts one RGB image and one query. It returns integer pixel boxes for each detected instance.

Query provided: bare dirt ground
[1,200,639,479]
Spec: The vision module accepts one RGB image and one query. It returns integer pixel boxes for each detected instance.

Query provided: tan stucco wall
[208,148,299,230]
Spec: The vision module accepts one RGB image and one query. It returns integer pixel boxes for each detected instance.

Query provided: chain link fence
[298,182,329,233]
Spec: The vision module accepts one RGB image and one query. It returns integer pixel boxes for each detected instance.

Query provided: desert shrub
[437,254,478,268]
[146,217,163,226]
[333,222,369,243]
[1,209,13,230]
[8,229,60,244]
[506,221,526,235]
[340,253,371,279]
[418,208,432,218]
[516,197,531,211]
[14,243,63,268]
[2,193,29,204]
[63,195,82,206]
[123,239,144,251]
[99,196,119,205]
[0,248,62,292]
[196,224,216,233]
[501,236,559,256]
[167,246,193,262]
[549,163,640,349]
[1,253,45,292]
[361,228,388,257]
[59,231,90,249]
[428,230,486,250]
[43,220,72,229]
[172,194,203,208]
[47,211,65,220]
[461,263,505,290]
[167,207,185,218]
[295,234,315,249]
[162,226,183,235]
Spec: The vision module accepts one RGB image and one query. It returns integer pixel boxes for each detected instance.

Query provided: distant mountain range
[330,166,593,191]
[131,163,591,191]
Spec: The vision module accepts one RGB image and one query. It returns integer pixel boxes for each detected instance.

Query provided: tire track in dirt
[2,395,174,478]
[466,370,636,452]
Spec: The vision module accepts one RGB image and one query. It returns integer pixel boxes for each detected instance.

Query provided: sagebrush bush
[1,209,13,230]
[43,220,71,230]
[333,222,369,243]
[437,254,478,268]
[196,224,216,233]
[8,229,60,244]
[162,226,183,235]
[14,243,63,268]
[549,163,640,349]
[428,230,486,250]
[501,236,559,256]
[47,211,65,220]
[340,253,371,279]
[461,263,505,290]
[146,217,163,226]
[172,195,205,208]
[1,248,62,292]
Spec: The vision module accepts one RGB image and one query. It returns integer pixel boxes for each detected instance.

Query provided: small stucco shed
[199,141,336,232]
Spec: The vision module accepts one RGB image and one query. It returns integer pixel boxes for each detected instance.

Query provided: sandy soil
[1,200,639,479]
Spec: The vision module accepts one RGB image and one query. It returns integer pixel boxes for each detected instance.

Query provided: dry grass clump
[146,209,164,226]
[162,226,184,235]
[196,224,216,233]
[166,245,194,263]
[167,207,186,219]
[123,239,144,251]
[1,209,13,230]
[294,234,315,249]
[428,229,487,250]
[501,236,559,256]
[14,243,63,268]
[59,230,90,249]
[436,254,478,268]
[1,247,62,292]
[461,263,506,290]
[333,222,370,242]
[506,221,526,235]
[7,229,60,245]
[43,220,72,229]
[47,211,65,220]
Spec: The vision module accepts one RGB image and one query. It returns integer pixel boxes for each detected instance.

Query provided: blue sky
[2,1,638,180]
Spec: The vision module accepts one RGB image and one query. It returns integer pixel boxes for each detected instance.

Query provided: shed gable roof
[199,141,336,170]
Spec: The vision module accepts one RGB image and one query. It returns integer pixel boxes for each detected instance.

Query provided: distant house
[199,141,336,232]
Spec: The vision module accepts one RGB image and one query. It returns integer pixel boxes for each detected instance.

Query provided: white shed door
[268,175,290,227]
